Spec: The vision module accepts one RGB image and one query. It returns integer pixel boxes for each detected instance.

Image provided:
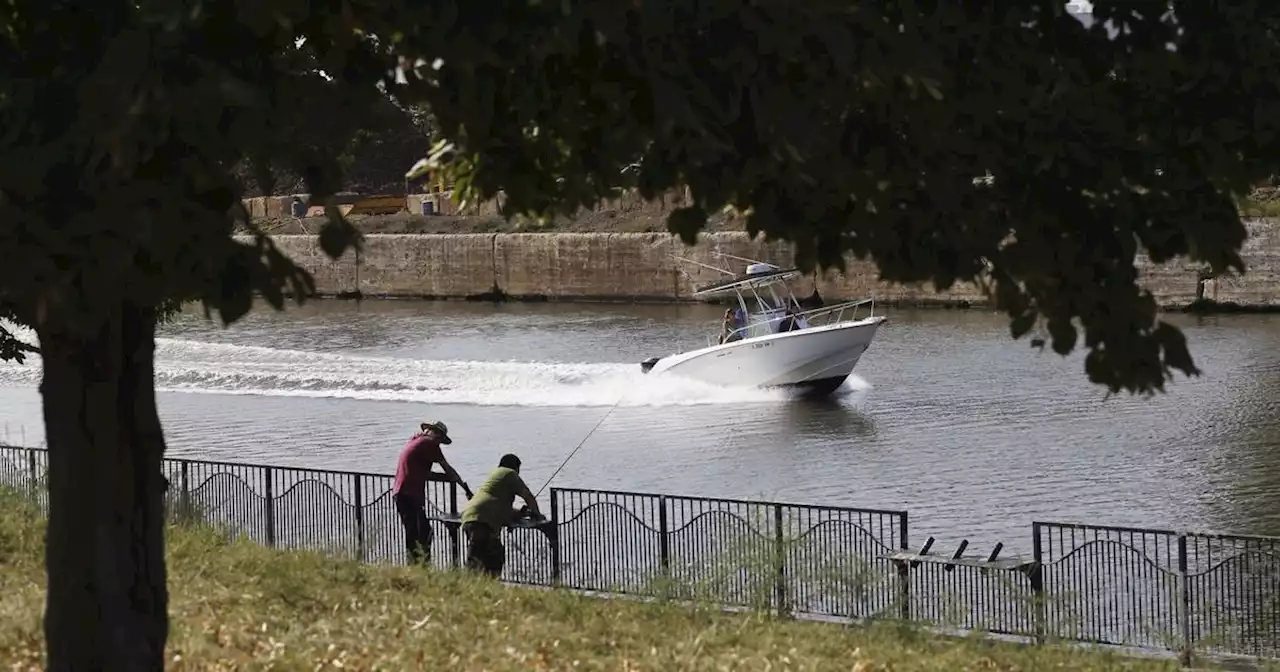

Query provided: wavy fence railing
[3,445,1280,664]
[1033,521,1280,662]
[0,445,462,571]
[547,488,908,618]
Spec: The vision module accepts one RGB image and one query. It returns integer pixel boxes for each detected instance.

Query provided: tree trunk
[39,303,169,671]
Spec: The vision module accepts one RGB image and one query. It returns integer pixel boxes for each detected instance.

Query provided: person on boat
[797,288,824,310]
[791,300,811,329]
[778,306,806,333]
[460,453,542,578]
[720,308,745,344]
[392,421,473,566]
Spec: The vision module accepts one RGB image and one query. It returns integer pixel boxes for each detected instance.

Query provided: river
[1,300,1278,552]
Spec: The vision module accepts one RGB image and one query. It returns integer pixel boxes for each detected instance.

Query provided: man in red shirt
[392,420,473,565]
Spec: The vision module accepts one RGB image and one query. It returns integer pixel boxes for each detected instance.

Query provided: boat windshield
[717,274,806,342]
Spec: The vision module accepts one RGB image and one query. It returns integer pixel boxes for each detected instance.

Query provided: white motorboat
[639,256,887,398]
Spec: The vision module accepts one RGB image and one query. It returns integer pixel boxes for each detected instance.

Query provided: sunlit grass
[0,490,1175,670]
[1239,190,1280,218]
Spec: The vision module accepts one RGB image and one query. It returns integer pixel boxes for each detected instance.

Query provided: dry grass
[0,492,1177,671]
[1240,189,1280,218]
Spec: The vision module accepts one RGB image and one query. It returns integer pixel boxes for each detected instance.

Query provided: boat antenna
[534,396,624,497]
[675,265,701,290]
[671,255,736,276]
[711,251,771,267]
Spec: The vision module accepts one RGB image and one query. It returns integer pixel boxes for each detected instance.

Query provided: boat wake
[0,327,871,408]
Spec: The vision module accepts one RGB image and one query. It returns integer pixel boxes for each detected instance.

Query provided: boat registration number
[751,342,773,350]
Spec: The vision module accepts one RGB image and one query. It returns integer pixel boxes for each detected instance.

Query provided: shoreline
[303,291,1280,316]
[318,290,979,308]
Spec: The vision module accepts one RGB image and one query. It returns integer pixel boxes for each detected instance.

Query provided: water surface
[2,300,1278,552]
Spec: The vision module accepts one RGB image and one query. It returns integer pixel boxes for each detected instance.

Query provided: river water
[1,300,1278,552]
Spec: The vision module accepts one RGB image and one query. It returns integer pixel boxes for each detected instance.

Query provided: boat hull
[643,316,885,397]
[785,375,851,398]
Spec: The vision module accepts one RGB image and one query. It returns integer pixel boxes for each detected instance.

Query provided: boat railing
[714,297,876,344]
[795,297,876,327]
[715,315,777,345]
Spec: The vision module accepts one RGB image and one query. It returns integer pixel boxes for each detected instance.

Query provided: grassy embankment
[0,490,1175,670]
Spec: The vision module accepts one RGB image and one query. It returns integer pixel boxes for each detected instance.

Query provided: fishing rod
[534,256,739,498]
[534,394,625,497]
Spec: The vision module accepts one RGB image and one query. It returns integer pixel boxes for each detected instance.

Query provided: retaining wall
[249,218,1280,308]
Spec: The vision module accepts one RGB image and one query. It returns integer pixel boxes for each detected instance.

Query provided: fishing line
[534,394,625,497]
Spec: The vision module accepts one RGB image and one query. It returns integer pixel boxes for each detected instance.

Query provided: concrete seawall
[254,218,1280,308]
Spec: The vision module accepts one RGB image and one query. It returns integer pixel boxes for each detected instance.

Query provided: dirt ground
[251,187,1280,236]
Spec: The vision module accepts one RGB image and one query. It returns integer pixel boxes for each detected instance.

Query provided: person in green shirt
[460,453,542,577]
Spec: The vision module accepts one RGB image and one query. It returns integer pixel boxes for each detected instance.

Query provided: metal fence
[1034,521,1280,661]
[3,445,1279,664]
[548,487,907,618]
[0,446,462,571]
[166,458,463,568]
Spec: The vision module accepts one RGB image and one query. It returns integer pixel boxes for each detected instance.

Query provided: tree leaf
[1010,312,1037,339]
[318,212,360,260]
[213,249,254,326]
[667,206,708,246]
[1046,316,1078,356]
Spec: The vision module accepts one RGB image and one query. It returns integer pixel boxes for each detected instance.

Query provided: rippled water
[2,300,1279,552]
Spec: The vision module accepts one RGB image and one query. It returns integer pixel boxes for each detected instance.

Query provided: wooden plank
[878,551,1034,571]
[305,204,354,217]
[348,195,406,215]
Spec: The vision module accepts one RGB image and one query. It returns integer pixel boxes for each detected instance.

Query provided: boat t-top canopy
[690,264,803,298]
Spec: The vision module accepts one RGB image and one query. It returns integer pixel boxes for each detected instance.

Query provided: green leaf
[405,157,432,181]
[1010,312,1037,339]
[214,250,254,326]
[0,321,38,363]
[1154,321,1200,378]
[1046,317,1078,356]
[667,206,708,246]
[318,213,359,260]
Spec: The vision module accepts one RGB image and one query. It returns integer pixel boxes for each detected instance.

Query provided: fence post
[179,461,191,522]
[657,496,670,599]
[774,504,789,617]
[898,513,910,621]
[1030,523,1046,644]
[448,481,461,569]
[263,467,275,547]
[895,563,911,621]
[549,489,562,585]
[1178,534,1193,667]
[658,496,670,571]
[26,448,36,490]
[353,474,365,562]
